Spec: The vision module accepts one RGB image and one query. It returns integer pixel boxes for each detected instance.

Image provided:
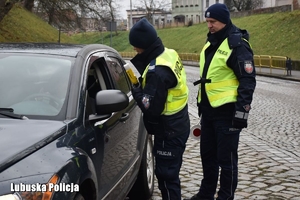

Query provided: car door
[84,51,141,199]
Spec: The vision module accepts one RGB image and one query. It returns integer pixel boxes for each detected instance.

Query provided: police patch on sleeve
[142,95,151,109]
[244,61,254,74]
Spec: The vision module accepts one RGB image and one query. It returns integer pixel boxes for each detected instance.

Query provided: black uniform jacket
[131,38,190,138]
[199,21,256,120]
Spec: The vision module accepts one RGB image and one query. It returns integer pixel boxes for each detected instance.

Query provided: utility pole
[130,0,133,29]
[110,22,112,47]
[58,26,61,44]
[151,0,155,25]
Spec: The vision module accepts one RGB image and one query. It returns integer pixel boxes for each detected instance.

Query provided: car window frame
[103,54,131,94]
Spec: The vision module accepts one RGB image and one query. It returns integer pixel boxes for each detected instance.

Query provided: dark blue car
[0,43,154,200]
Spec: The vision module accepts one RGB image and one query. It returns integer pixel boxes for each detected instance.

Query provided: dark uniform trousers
[198,118,241,200]
[153,130,189,200]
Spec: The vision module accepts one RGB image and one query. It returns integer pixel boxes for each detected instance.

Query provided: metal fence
[254,55,288,75]
[120,52,290,75]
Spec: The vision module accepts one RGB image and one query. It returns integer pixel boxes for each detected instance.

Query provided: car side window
[105,56,131,94]
[84,55,130,119]
[85,62,102,117]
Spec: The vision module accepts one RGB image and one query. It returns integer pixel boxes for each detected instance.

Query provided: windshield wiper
[0,108,28,120]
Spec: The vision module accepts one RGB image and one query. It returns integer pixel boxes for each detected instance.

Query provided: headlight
[0,174,59,200]
[0,193,21,200]
[0,192,42,200]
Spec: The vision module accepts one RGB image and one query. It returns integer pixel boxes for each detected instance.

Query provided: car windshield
[0,53,72,117]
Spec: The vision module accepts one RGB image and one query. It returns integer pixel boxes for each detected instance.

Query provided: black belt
[193,78,211,86]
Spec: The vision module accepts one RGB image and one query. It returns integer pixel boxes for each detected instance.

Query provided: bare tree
[34,0,79,30]
[0,0,7,21]
[0,0,18,22]
[225,0,263,11]
[23,0,34,11]
[0,0,34,16]
[0,0,119,32]
[101,0,120,34]
[136,0,171,23]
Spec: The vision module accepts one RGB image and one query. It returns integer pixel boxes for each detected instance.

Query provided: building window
[180,0,184,7]
[206,0,209,7]
[216,0,219,3]
[175,0,179,7]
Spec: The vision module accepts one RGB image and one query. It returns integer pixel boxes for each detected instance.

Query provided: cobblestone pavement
[150,69,300,200]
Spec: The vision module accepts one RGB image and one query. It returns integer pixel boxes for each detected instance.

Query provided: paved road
[150,66,300,200]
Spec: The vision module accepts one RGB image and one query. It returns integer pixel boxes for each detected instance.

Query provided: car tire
[74,193,85,200]
[128,134,154,200]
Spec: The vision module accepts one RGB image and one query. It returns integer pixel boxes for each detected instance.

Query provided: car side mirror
[88,90,129,123]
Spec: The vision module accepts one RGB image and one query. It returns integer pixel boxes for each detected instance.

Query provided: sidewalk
[256,67,300,82]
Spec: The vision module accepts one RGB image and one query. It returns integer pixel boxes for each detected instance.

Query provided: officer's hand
[132,82,141,89]
[138,76,143,83]
[197,104,202,117]
[233,106,251,129]
[232,117,247,129]
[131,85,142,100]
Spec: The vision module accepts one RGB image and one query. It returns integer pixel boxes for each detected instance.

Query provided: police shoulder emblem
[244,61,254,74]
[148,65,155,71]
[142,95,150,109]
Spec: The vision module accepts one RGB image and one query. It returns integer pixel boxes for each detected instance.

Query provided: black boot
[183,194,202,200]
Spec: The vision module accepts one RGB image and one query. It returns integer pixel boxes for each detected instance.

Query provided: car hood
[0,119,66,172]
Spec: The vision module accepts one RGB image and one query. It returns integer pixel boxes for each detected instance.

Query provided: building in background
[126,8,172,30]
[171,0,224,24]
[126,0,298,30]
[262,0,294,8]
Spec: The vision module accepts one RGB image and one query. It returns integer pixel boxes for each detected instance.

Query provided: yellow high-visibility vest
[142,48,189,115]
[197,38,239,108]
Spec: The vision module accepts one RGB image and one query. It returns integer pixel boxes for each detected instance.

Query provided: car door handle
[119,112,129,122]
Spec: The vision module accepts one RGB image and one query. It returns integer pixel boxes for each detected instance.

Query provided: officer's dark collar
[130,37,165,75]
[207,21,233,45]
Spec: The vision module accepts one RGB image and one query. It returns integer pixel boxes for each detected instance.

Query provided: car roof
[0,43,120,57]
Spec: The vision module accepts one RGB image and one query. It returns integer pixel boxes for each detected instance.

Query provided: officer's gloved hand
[131,84,142,100]
[232,110,248,129]
[138,76,143,84]
[232,117,247,129]
[132,82,140,89]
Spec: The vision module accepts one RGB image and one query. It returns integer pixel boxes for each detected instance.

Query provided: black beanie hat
[205,3,230,24]
[129,18,158,49]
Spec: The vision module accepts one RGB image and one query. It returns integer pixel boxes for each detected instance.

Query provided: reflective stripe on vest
[142,48,189,115]
[197,38,239,108]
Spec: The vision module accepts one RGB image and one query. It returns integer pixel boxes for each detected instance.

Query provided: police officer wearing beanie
[185,3,256,200]
[129,18,190,200]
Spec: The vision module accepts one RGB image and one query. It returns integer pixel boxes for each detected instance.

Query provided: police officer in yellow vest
[185,3,256,200]
[129,18,190,200]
